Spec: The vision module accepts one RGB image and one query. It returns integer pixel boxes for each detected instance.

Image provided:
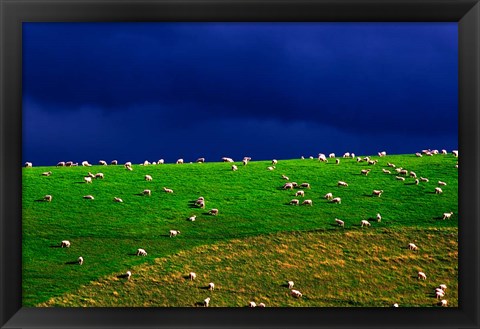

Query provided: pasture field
[22,154,458,307]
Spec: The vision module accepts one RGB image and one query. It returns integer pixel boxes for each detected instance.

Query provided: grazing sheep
[208,209,219,216]
[324,193,333,200]
[301,156,305,160]
[189,272,196,281]
[415,179,420,185]
[357,157,362,162]
[418,271,427,280]
[78,256,84,265]
[291,290,303,298]
[300,183,311,189]
[435,187,443,194]
[83,195,94,200]
[242,159,248,166]
[87,172,95,178]
[113,197,123,203]
[372,190,384,197]
[361,220,371,227]
[283,183,294,190]
[143,189,152,196]
[84,176,92,184]
[222,157,234,162]
[438,181,447,186]
[290,199,300,205]
[361,169,371,176]
[302,199,313,206]
[125,162,132,167]
[175,158,184,164]
[81,161,91,167]
[188,215,196,222]
[145,175,153,181]
[125,271,132,279]
[378,151,387,157]
[258,303,266,307]
[408,243,418,251]
[197,201,206,209]
[169,230,180,237]
[287,281,294,289]
[329,153,335,158]
[435,287,445,295]
[440,299,448,307]
[136,248,147,256]
[452,150,458,157]
[65,161,74,167]
[439,284,447,291]
[248,301,257,307]
[60,240,71,248]
[203,297,210,307]
[111,160,118,165]
[267,166,275,171]
[363,156,370,162]
[442,212,454,220]
[56,161,66,167]
[337,181,348,187]
[441,149,448,155]
[336,159,340,165]
[291,182,298,188]
[368,160,378,165]
[42,171,52,176]
[399,169,408,176]
[25,162,33,167]
[436,290,445,299]
[99,160,107,166]
[44,195,52,202]
[420,177,429,182]
[396,176,405,181]
[281,174,289,180]
[410,171,417,178]
[330,197,342,204]
[126,166,133,171]
[95,173,104,179]
[335,218,345,227]
[382,169,391,174]
[232,165,238,171]
[415,152,423,157]
[393,303,399,307]
[208,282,215,290]
[158,159,165,164]
[343,152,350,158]
[163,187,174,194]
[196,197,205,202]
[196,157,205,163]
[376,213,382,222]
[272,159,278,165]
[387,162,396,168]
[295,190,305,197]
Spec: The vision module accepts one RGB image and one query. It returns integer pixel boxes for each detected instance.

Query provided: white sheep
[376,213,382,222]
[78,256,84,265]
[248,301,257,307]
[83,195,94,200]
[232,165,238,171]
[387,162,396,168]
[318,154,328,162]
[291,182,298,187]
[281,174,289,180]
[25,162,33,167]
[338,181,348,187]
[438,181,447,186]
[393,303,399,307]
[295,190,305,197]
[267,166,275,171]
[336,159,340,165]
[283,183,294,190]
[222,157,234,162]
[287,281,294,289]
[176,158,184,164]
[343,152,350,158]
[169,230,180,237]
[197,201,206,209]
[290,199,300,205]
[113,197,123,203]
[399,169,408,176]
[196,157,205,163]
[203,297,210,307]
[357,157,362,162]
[80,161,90,167]
[368,160,378,165]
[440,299,448,307]
[84,176,93,184]
[87,172,95,178]
[163,187,174,194]
[300,183,311,189]
[136,248,147,256]
[125,161,132,167]
[436,290,445,299]
[60,240,71,248]
[302,199,313,206]
[330,197,342,204]
[242,159,248,166]
[372,189,384,197]
[126,166,133,171]
[44,195,53,202]
[65,161,74,167]
[42,171,52,176]
[99,160,107,166]
[56,161,66,167]
[361,220,371,227]
[143,189,152,196]
[435,187,443,194]
[439,284,447,291]
[188,215,196,222]
[324,193,333,200]
[378,151,387,157]
[291,289,303,298]
[382,169,391,174]
[195,197,205,204]
[442,212,453,220]
[258,303,266,307]
[396,176,405,181]
[335,218,345,227]
[415,152,423,157]
[418,271,427,280]
[409,171,417,178]
[189,272,196,280]
[111,160,118,165]
[95,173,104,179]
[361,169,371,176]
[329,153,335,158]
[272,159,278,165]
[408,243,418,251]
[145,175,153,181]
[125,271,132,279]
[420,177,429,182]
[208,209,219,216]
[208,282,215,290]
[415,179,419,185]
[158,159,165,164]
[452,150,458,157]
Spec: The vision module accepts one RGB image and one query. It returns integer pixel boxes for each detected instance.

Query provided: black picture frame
[1,1,478,328]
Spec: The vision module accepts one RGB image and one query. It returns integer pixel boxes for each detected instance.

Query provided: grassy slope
[22,154,458,306]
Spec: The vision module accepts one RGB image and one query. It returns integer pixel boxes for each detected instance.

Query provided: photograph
[21,22,459,308]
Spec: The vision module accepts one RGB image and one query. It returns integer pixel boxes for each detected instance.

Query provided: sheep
[126,166,133,171]
[393,303,399,307]
[361,220,371,227]
[415,179,420,185]
[420,177,429,182]
[343,152,350,158]
[195,197,205,204]
[87,172,95,178]
[232,165,238,171]
[176,158,184,164]
[189,272,196,281]
[95,173,104,179]
[302,199,313,206]
[440,299,448,307]
[42,171,52,176]
[158,159,165,164]
[111,160,118,165]
[291,182,298,188]
[291,290,303,298]
[283,183,294,190]
[399,169,408,176]
[169,230,180,237]
[222,157,234,162]
[208,208,219,216]
[113,197,123,203]
[99,160,107,166]
[267,166,275,171]
[272,159,278,165]
[382,169,391,174]
[330,197,342,204]
[65,161,74,167]
[324,193,333,200]
[242,159,248,166]
[351,153,355,158]
[25,162,33,167]
[438,181,447,186]
[287,281,294,289]
[163,187,174,194]
[203,297,210,307]
[452,150,458,157]
[408,243,418,251]
[336,159,340,165]
[188,215,196,222]
[318,154,328,162]
[301,156,305,160]
[436,290,445,299]
[376,213,382,222]
[368,160,378,165]
[396,176,405,181]
[83,195,94,200]
[439,284,447,291]
[356,157,362,162]
[295,190,305,197]
[56,161,66,167]
[208,282,215,290]
[300,183,311,189]
[78,256,84,265]
[363,156,370,162]
[143,189,152,196]
[44,195,53,202]
[435,187,443,194]
[290,199,300,205]
[337,181,348,187]
[432,149,439,155]
[435,287,445,294]
[145,175,153,181]
[125,271,132,279]
[196,157,205,163]
[197,201,206,209]
[415,152,423,157]
[329,153,335,158]
[378,151,387,157]
[248,301,257,307]
[418,271,427,280]
[335,218,345,227]
[361,169,371,176]
[281,174,289,180]
[441,149,448,155]
[387,162,396,168]
[372,190,384,197]
[395,168,403,173]
[136,248,147,256]
[442,212,454,220]
[60,240,71,248]
[258,303,266,307]
[243,157,252,162]
[84,176,92,184]
[410,171,417,178]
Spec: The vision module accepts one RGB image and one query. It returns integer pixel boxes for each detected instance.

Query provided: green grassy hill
[22,154,458,307]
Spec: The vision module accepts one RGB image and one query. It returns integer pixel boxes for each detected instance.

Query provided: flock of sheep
[25,148,457,307]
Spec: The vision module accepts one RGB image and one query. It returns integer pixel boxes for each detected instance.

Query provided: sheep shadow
[433,216,444,220]
[34,199,47,202]
[127,253,138,256]
[183,275,194,280]
[363,194,373,198]
[133,193,145,197]
[194,301,206,307]
[198,285,212,291]
[426,191,438,194]
[280,283,291,288]
[49,245,62,248]
[404,182,417,186]
[188,204,200,209]
[65,261,80,265]
[74,182,88,184]
[117,273,130,279]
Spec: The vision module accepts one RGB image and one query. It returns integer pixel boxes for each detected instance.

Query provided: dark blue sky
[23,23,458,166]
